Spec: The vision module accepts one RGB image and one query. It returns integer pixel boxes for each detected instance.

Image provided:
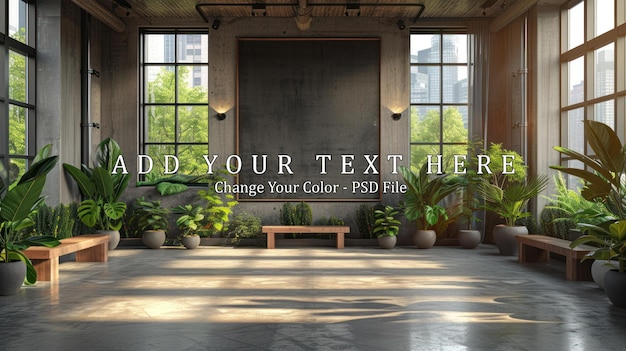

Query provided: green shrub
[30,203,76,239]
[356,203,385,239]
[226,212,262,246]
[539,204,575,239]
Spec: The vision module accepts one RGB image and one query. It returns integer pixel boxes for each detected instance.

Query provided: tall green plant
[63,138,130,230]
[400,163,461,230]
[197,182,238,236]
[0,145,61,284]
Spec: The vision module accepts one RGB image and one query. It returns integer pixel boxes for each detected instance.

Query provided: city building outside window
[410,30,469,172]
[139,29,209,181]
[560,0,625,188]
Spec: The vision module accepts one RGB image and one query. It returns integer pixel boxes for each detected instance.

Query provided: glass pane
[567,108,585,153]
[593,100,614,128]
[145,66,175,103]
[595,0,614,37]
[410,144,440,172]
[177,34,208,63]
[442,106,468,143]
[178,145,209,175]
[410,66,430,104]
[145,144,175,173]
[443,144,468,171]
[9,50,27,103]
[144,34,175,63]
[177,106,208,143]
[442,35,467,63]
[146,106,175,142]
[8,104,26,155]
[568,56,584,105]
[9,0,27,44]
[411,106,440,143]
[410,34,440,63]
[566,160,585,191]
[568,2,584,50]
[442,66,468,103]
[8,158,26,187]
[177,66,208,103]
[594,43,614,98]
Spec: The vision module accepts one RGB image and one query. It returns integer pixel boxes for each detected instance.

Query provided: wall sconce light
[345,4,361,16]
[217,113,227,120]
[252,4,267,16]
[211,19,221,30]
[392,113,402,121]
[396,20,406,30]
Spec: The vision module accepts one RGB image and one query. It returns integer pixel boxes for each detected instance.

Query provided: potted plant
[131,198,169,249]
[0,145,61,295]
[400,163,461,249]
[478,175,549,255]
[172,204,204,249]
[63,138,130,250]
[373,205,401,249]
[456,140,485,249]
[552,120,626,305]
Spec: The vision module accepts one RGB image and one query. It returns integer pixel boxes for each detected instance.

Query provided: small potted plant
[400,163,461,249]
[172,204,204,249]
[373,205,401,249]
[131,198,169,249]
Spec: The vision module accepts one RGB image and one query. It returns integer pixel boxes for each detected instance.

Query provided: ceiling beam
[489,0,537,32]
[70,0,126,32]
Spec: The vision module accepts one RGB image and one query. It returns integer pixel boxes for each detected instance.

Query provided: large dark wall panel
[237,38,380,201]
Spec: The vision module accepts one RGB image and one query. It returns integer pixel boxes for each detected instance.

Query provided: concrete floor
[1,244,626,351]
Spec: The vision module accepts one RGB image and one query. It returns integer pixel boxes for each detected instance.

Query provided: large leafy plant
[63,138,130,230]
[551,120,626,271]
[400,163,461,230]
[373,205,401,237]
[0,145,61,284]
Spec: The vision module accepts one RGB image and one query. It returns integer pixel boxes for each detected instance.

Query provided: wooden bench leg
[566,256,593,281]
[518,244,549,263]
[336,232,345,249]
[31,258,58,282]
[266,232,275,249]
[76,242,108,262]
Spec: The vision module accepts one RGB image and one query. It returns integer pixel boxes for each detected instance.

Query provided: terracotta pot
[142,230,166,249]
[604,270,626,307]
[0,260,27,296]
[458,229,481,249]
[377,235,397,249]
[181,234,201,249]
[95,229,121,250]
[592,260,619,290]
[414,230,436,249]
[493,225,527,256]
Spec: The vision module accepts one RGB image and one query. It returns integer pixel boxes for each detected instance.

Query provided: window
[560,0,624,187]
[409,30,469,171]
[140,30,209,180]
[1,0,36,188]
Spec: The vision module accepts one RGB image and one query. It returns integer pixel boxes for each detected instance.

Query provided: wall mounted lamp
[345,4,361,16]
[392,113,402,121]
[252,4,267,16]
[212,18,221,30]
[396,19,405,30]
[217,113,227,120]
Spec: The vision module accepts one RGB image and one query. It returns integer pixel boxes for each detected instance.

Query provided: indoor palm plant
[63,138,130,250]
[131,198,170,249]
[551,120,626,305]
[373,205,401,249]
[400,163,460,249]
[0,145,61,295]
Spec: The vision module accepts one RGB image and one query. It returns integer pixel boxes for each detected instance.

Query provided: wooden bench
[516,234,596,281]
[23,234,110,283]
[261,226,350,249]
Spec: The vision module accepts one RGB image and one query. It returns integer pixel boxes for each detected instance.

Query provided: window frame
[409,28,470,171]
[560,0,626,187]
[138,28,209,180]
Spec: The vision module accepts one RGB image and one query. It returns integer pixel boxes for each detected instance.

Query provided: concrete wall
[39,2,562,241]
